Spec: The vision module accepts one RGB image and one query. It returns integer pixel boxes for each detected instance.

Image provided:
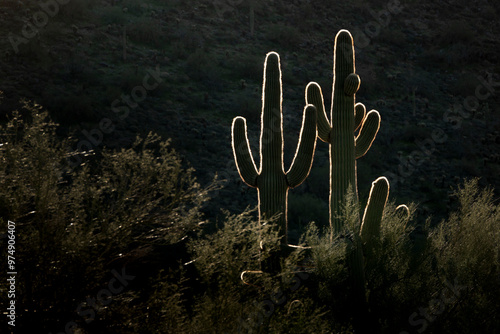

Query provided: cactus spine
[232,52,317,272]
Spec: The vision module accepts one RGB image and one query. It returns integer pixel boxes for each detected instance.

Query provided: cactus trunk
[257,175,288,238]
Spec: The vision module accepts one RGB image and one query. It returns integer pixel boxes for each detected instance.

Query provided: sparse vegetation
[0,0,499,333]
[0,104,498,333]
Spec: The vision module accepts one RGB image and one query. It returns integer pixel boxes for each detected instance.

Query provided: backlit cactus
[306,30,381,234]
[306,31,408,330]
[231,51,317,271]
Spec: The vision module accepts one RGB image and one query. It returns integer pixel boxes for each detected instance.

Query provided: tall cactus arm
[260,51,284,174]
[232,117,259,187]
[360,176,390,247]
[355,110,381,159]
[354,103,366,131]
[286,104,318,188]
[306,82,331,143]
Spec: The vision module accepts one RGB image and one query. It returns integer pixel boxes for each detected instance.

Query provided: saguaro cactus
[306,30,381,234]
[232,51,317,271]
[306,30,404,333]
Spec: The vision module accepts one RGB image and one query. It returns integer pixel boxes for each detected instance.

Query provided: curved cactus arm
[344,73,361,96]
[396,204,410,218]
[360,176,390,247]
[354,103,366,132]
[355,110,381,159]
[395,204,411,228]
[286,104,318,188]
[306,82,331,143]
[232,116,259,187]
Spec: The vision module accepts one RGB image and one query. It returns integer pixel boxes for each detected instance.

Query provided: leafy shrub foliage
[429,179,500,333]
[0,102,498,333]
[0,102,212,333]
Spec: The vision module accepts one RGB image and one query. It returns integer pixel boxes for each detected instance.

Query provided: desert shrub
[0,103,212,333]
[0,104,498,333]
[133,209,334,333]
[266,297,331,334]
[298,189,439,333]
[429,179,500,333]
[187,210,269,332]
[365,202,437,331]
[302,223,351,329]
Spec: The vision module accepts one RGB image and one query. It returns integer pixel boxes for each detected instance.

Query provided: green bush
[430,179,500,333]
[0,104,498,333]
[0,102,212,333]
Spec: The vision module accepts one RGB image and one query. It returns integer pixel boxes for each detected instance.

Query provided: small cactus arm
[306,30,381,234]
[231,52,317,271]
[360,176,390,251]
[360,177,411,276]
[396,204,411,228]
[357,176,394,334]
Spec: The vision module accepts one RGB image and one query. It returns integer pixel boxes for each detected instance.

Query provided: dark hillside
[1,0,499,224]
[0,1,499,332]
